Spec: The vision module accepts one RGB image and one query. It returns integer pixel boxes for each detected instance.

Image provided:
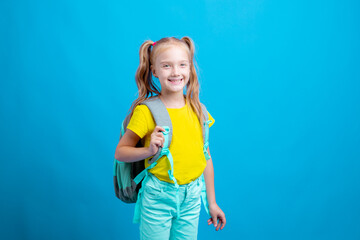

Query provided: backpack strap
[133,97,181,223]
[200,103,212,216]
[120,114,133,138]
[141,97,173,164]
[200,103,212,160]
[200,103,209,140]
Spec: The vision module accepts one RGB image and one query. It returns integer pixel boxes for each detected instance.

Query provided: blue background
[1,0,360,239]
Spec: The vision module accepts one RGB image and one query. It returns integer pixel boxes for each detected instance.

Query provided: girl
[115,36,226,239]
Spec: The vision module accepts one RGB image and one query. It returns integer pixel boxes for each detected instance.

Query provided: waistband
[148,173,201,189]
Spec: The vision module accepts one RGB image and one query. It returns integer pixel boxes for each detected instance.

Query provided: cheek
[183,68,190,76]
[158,71,167,79]
[185,70,191,79]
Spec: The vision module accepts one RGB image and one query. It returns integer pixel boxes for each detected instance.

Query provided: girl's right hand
[148,126,166,156]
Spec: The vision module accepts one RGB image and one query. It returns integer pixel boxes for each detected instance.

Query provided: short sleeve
[127,105,153,139]
[208,112,215,127]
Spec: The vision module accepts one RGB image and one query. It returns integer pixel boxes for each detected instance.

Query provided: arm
[203,147,226,231]
[114,126,165,163]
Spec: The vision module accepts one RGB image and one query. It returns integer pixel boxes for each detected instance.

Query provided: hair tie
[152,42,157,46]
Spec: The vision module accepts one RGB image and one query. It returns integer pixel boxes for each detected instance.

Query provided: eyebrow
[160,60,189,64]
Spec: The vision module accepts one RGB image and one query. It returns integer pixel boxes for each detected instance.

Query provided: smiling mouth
[168,78,183,84]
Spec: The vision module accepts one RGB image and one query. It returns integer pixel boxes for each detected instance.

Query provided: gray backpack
[113,97,212,215]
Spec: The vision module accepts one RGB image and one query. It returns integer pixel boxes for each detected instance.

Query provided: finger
[153,140,161,148]
[207,219,213,225]
[151,132,161,138]
[155,132,165,140]
[216,219,221,231]
[150,139,161,148]
[220,220,226,230]
[154,126,166,133]
[155,131,164,136]
[212,216,218,228]
[154,135,164,147]
[152,133,164,144]
[220,216,226,230]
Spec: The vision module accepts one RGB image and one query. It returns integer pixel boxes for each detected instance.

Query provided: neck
[159,92,185,108]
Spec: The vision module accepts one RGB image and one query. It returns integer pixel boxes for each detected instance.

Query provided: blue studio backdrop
[1,0,360,239]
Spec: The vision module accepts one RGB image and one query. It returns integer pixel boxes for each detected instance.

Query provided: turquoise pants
[139,173,202,240]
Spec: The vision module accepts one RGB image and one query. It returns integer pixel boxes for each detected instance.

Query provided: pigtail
[181,37,204,124]
[130,40,160,115]
[181,36,195,61]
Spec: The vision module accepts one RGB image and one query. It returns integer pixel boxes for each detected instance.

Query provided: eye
[180,63,188,67]
[162,64,170,68]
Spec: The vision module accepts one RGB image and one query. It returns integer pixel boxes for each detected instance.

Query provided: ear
[151,65,158,78]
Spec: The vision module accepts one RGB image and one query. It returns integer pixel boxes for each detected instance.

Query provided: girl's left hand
[208,203,226,231]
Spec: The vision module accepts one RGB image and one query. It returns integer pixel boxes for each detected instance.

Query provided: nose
[172,66,180,76]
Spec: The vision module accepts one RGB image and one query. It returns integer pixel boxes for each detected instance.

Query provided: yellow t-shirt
[127,103,214,185]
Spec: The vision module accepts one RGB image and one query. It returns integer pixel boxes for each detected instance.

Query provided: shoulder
[127,104,154,138]
[208,112,215,127]
[130,104,154,125]
[133,104,151,116]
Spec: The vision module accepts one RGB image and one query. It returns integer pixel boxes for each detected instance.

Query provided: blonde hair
[130,36,204,123]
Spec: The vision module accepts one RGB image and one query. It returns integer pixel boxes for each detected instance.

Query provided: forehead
[154,44,190,62]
